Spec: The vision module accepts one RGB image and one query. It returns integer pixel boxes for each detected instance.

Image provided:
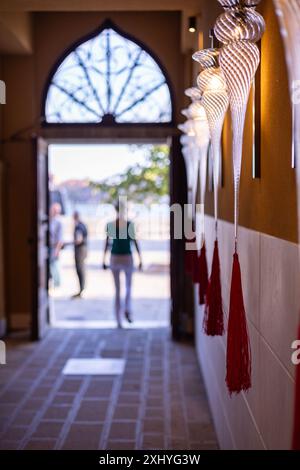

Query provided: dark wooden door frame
[31,137,50,341]
[33,128,190,341]
[31,138,39,341]
[169,135,194,340]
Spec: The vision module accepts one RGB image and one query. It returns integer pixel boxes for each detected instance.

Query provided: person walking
[103,203,142,328]
[72,211,88,298]
[49,203,63,288]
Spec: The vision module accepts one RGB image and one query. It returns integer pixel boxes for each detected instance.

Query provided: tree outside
[90,145,170,204]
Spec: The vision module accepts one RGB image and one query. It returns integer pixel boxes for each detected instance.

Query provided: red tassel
[226,252,251,394]
[292,323,300,450]
[203,240,224,336]
[198,242,208,305]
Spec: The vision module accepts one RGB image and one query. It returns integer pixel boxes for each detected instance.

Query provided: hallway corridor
[1,0,300,454]
[0,328,218,450]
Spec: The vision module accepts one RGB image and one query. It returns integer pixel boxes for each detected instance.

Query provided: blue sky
[49,144,150,183]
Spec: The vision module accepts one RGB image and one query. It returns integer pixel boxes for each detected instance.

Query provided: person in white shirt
[49,203,63,287]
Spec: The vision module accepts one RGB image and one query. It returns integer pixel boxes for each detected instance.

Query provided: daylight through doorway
[48,143,170,329]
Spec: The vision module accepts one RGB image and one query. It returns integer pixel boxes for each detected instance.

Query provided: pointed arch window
[44,25,173,124]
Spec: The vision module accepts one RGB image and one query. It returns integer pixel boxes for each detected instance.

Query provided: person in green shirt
[103,203,142,328]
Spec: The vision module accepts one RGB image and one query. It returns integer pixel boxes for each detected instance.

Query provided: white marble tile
[196,313,265,449]
[238,226,261,330]
[260,234,300,375]
[256,336,294,449]
[196,218,298,450]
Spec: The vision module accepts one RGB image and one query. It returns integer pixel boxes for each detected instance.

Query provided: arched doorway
[32,20,188,340]
[42,21,174,125]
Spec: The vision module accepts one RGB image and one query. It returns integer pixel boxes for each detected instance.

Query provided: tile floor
[0,328,218,450]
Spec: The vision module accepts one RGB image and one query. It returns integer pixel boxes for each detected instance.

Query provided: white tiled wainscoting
[195,216,299,450]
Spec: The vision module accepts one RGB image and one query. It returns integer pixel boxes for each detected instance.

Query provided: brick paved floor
[0,328,218,450]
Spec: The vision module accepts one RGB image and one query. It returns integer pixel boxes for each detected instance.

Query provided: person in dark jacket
[72,211,88,298]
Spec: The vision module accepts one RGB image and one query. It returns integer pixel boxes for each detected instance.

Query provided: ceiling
[0,0,206,55]
[0,0,203,12]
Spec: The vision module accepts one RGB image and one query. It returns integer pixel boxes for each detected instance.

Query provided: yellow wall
[0,57,5,335]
